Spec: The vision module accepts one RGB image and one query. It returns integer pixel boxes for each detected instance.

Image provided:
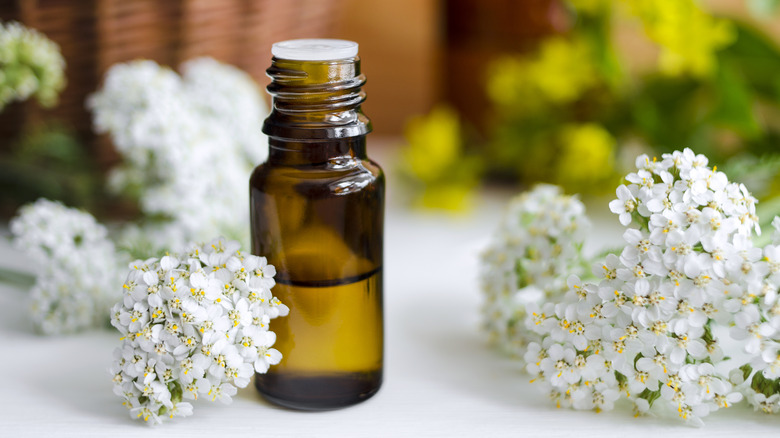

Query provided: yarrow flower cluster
[0,21,65,110]
[480,185,591,356]
[10,199,121,334]
[110,237,287,425]
[481,148,780,426]
[88,58,269,252]
[727,217,780,414]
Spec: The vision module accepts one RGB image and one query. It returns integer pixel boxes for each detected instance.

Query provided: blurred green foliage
[400,0,780,210]
[0,122,103,215]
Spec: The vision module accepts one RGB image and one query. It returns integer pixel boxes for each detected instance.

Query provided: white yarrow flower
[488,148,779,425]
[10,199,123,334]
[110,237,287,424]
[88,58,269,253]
[480,184,591,357]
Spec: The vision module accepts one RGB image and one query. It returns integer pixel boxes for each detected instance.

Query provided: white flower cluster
[480,184,591,356]
[0,21,65,110]
[110,237,288,425]
[88,58,268,252]
[10,199,121,334]
[727,218,780,414]
[483,148,771,425]
[180,58,269,166]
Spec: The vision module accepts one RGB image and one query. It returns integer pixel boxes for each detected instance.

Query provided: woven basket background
[0,0,343,167]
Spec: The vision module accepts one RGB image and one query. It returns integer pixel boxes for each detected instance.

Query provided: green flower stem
[632,211,650,230]
[0,266,35,289]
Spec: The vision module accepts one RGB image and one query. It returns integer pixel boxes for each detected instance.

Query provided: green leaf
[750,370,779,396]
[638,388,662,407]
[740,363,754,381]
[169,381,183,403]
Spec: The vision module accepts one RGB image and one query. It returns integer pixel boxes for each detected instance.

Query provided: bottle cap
[271,39,359,61]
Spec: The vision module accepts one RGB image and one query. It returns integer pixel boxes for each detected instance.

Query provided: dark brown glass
[251,55,384,410]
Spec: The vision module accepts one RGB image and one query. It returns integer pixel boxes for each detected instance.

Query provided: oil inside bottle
[253,219,384,410]
[255,270,383,410]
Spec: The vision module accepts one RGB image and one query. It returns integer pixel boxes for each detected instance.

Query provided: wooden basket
[0,0,344,166]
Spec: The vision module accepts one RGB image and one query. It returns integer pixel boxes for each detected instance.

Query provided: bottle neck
[268,136,367,166]
[263,57,372,141]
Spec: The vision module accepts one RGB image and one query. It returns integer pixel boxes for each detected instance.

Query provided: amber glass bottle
[251,39,384,410]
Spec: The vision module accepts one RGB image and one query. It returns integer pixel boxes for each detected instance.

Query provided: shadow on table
[27,330,136,427]
[394,295,538,408]
[396,295,780,429]
[0,282,138,426]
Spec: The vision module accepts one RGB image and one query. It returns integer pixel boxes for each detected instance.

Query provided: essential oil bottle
[250,39,384,410]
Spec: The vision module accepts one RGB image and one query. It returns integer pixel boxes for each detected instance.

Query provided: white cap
[271,39,359,61]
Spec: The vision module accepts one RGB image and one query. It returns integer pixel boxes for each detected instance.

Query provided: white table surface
[2,170,780,437]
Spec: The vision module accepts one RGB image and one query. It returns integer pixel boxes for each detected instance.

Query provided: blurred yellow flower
[627,0,735,77]
[399,105,479,211]
[555,123,616,190]
[402,106,461,184]
[415,184,473,211]
[486,57,529,109]
[531,37,599,103]
[487,37,599,109]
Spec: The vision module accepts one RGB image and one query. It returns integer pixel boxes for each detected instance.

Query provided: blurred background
[2,0,780,216]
